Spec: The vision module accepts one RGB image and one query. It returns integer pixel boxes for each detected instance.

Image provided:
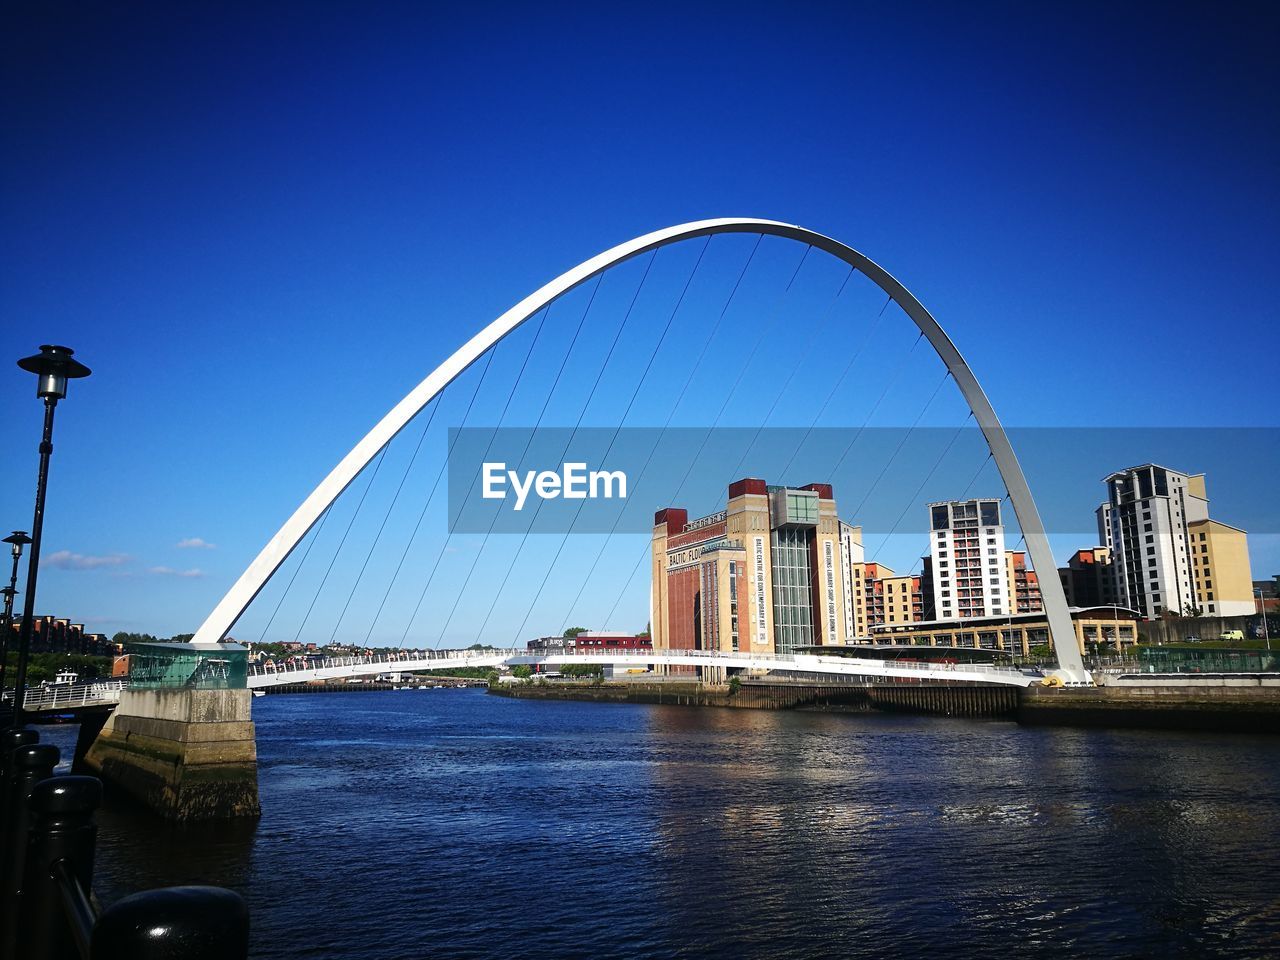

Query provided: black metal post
[0,728,39,816]
[0,536,27,704]
[91,886,250,960]
[11,400,58,729]
[0,744,61,960]
[17,775,100,960]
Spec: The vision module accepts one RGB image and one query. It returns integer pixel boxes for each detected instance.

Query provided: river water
[42,690,1280,959]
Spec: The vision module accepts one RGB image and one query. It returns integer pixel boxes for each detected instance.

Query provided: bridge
[243,648,1042,688]
[81,217,1098,821]
[1,680,125,716]
[187,218,1092,686]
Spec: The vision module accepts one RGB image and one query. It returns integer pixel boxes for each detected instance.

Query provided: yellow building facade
[1188,518,1254,616]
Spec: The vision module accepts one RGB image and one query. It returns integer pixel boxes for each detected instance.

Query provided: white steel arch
[192,218,1088,682]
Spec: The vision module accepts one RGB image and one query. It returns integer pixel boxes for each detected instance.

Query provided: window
[990,578,1001,585]
[1145,535,1154,543]
[1144,523,1153,532]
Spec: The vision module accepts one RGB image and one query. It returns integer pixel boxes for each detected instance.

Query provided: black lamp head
[16,345,92,400]
[2,531,32,559]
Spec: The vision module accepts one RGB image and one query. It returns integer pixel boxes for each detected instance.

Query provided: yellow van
[1220,630,1245,641]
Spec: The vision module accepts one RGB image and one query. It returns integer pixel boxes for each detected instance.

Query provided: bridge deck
[246,648,1041,688]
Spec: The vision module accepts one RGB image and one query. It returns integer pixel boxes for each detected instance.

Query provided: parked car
[1220,630,1245,641]
[1183,636,1201,643]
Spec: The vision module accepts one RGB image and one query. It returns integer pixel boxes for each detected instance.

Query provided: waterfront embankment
[488,680,1020,717]
[489,679,1280,731]
[1020,683,1280,732]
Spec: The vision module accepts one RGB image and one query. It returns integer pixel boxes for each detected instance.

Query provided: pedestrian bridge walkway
[246,647,1044,688]
[1,679,126,715]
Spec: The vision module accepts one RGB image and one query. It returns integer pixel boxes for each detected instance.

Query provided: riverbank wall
[1019,684,1280,732]
[488,681,1020,718]
[490,680,1280,731]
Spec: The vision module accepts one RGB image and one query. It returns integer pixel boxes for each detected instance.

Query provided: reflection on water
[36,691,1280,959]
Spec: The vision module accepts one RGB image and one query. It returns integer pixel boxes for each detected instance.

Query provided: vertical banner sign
[754,536,766,646]
[824,540,837,642]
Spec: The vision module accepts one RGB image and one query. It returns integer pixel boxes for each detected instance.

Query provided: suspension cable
[432,264,616,647]
[867,412,972,562]
[776,293,894,482]
[599,243,814,629]
[550,236,766,636]
[257,502,334,643]
[848,369,953,522]
[364,342,500,648]
[291,444,389,644]
[726,265,854,481]
[827,330,926,480]
[465,251,663,645]
[501,236,721,650]
[327,396,442,644]
[395,294,566,648]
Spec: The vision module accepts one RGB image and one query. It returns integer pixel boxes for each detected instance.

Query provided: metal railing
[246,645,1038,685]
[1,729,248,959]
[0,682,126,714]
[247,648,519,678]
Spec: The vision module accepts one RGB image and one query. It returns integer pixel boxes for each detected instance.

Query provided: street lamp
[0,531,32,695]
[8,346,91,728]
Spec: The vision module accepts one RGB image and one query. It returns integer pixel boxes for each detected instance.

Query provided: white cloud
[43,550,130,571]
[176,537,216,550]
[148,566,206,579]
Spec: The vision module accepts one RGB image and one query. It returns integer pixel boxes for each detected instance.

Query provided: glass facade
[1138,647,1280,674]
[770,526,814,654]
[126,642,249,689]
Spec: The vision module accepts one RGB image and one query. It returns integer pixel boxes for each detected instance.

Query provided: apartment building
[1005,550,1044,614]
[1187,519,1254,616]
[927,499,1010,619]
[1099,464,1252,619]
[1057,547,1119,609]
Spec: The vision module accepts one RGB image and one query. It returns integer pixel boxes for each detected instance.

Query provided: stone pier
[84,687,260,820]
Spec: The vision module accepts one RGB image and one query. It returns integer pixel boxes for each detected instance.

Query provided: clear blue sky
[3,2,1277,643]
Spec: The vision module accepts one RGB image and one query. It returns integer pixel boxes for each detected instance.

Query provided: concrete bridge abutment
[84,687,260,821]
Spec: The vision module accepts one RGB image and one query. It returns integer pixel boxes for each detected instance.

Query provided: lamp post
[1258,587,1271,651]
[0,531,33,697]
[9,346,91,728]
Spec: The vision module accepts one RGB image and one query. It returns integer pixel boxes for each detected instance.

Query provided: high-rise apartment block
[927,499,1009,619]
[1099,464,1253,618]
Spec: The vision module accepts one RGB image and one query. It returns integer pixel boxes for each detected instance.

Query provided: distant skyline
[3,2,1277,640]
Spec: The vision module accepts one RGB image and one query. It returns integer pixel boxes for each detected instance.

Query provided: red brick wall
[667,566,701,650]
